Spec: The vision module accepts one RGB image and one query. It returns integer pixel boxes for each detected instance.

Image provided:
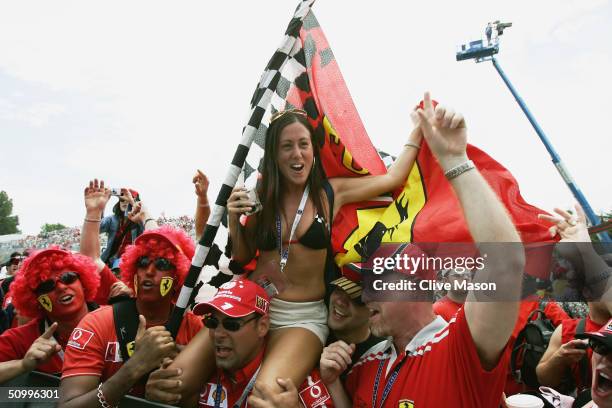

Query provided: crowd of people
[0,216,198,269]
[0,95,610,408]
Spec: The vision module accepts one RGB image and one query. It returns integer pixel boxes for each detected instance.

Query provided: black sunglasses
[10,256,25,265]
[203,315,259,332]
[35,272,80,295]
[589,339,611,356]
[136,256,175,271]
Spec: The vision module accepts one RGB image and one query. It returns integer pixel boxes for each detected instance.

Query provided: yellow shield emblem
[160,277,174,297]
[127,341,135,357]
[398,400,414,408]
[38,295,53,312]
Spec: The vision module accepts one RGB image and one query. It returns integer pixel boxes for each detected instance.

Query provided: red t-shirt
[0,318,63,374]
[432,296,462,321]
[346,308,510,407]
[198,347,334,408]
[62,306,202,396]
[92,265,119,306]
[505,300,569,395]
[561,316,604,391]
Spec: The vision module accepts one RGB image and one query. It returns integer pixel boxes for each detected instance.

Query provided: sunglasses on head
[35,271,80,295]
[136,256,175,271]
[203,314,259,332]
[589,339,611,356]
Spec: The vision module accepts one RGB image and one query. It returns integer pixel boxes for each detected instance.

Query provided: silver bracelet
[444,160,475,180]
[97,383,116,408]
[404,142,421,150]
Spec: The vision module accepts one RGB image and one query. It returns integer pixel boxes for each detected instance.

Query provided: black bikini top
[258,182,333,251]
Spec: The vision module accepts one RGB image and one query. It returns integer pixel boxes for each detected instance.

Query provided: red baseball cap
[577,318,612,348]
[193,279,270,318]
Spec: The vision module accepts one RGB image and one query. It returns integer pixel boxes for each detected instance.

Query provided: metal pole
[491,57,610,243]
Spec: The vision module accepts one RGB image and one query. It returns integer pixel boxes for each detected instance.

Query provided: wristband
[404,142,421,150]
[198,203,210,208]
[84,218,101,223]
[444,160,475,180]
[97,383,116,408]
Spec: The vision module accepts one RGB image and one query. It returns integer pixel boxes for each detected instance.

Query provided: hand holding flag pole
[165,0,316,338]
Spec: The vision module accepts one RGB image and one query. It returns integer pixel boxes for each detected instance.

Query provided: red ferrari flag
[237,1,553,277]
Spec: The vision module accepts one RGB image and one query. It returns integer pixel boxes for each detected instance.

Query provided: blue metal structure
[456,24,610,243]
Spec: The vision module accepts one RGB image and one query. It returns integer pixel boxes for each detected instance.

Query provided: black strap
[575,317,590,390]
[112,298,140,363]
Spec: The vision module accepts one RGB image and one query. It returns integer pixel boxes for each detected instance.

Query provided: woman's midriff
[249,245,327,302]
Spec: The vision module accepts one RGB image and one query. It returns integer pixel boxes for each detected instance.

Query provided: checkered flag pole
[166,0,315,337]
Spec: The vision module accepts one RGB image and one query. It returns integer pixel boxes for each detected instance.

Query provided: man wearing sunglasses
[59,226,203,407]
[0,248,101,382]
[577,318,612,407]
[144,279,334,408]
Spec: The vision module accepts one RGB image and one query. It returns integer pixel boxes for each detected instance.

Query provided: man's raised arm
[417,94,525,369]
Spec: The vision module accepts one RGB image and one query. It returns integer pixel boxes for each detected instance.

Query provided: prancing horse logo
[160,277,174,297]
[38,295,53,312]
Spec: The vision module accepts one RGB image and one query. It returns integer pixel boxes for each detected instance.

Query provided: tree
[0,191,20,235]
[40,223,67,234]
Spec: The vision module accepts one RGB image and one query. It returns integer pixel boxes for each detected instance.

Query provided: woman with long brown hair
[225,101,424,396]
[154,95,439,404]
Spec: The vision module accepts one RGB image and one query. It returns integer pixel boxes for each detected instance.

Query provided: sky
[0,0,610,236]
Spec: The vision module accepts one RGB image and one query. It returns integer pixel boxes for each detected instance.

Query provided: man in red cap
[0,247,101,382]
[144,279,334,408]
[58,225,202,407]
[577,318,612,407]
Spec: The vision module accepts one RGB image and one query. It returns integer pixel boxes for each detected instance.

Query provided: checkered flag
[377,149,396,170]
[166,0,316,337]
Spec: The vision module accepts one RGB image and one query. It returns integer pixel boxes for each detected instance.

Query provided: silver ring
[567,219,577,226]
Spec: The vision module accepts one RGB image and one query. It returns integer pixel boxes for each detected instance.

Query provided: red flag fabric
[244,3,554,280]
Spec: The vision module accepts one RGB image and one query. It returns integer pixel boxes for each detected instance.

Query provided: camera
[244,188,263,216]
[110,188,122,197]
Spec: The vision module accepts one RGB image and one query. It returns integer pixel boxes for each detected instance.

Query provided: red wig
[10,247,100,319]
[120,226,195,296]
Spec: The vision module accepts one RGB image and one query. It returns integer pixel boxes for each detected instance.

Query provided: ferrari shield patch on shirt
[37,295,53,312]
[160,277,174,297]
[398,399,415,408]
[126,341,135,357]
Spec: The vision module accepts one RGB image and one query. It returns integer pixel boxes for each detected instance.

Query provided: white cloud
[0,0,610,234]
[0,98,66,127]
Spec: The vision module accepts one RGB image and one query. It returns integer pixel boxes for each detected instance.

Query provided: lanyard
[215,365,261,408]
[372,353,407,408]
[276,185,310,273]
